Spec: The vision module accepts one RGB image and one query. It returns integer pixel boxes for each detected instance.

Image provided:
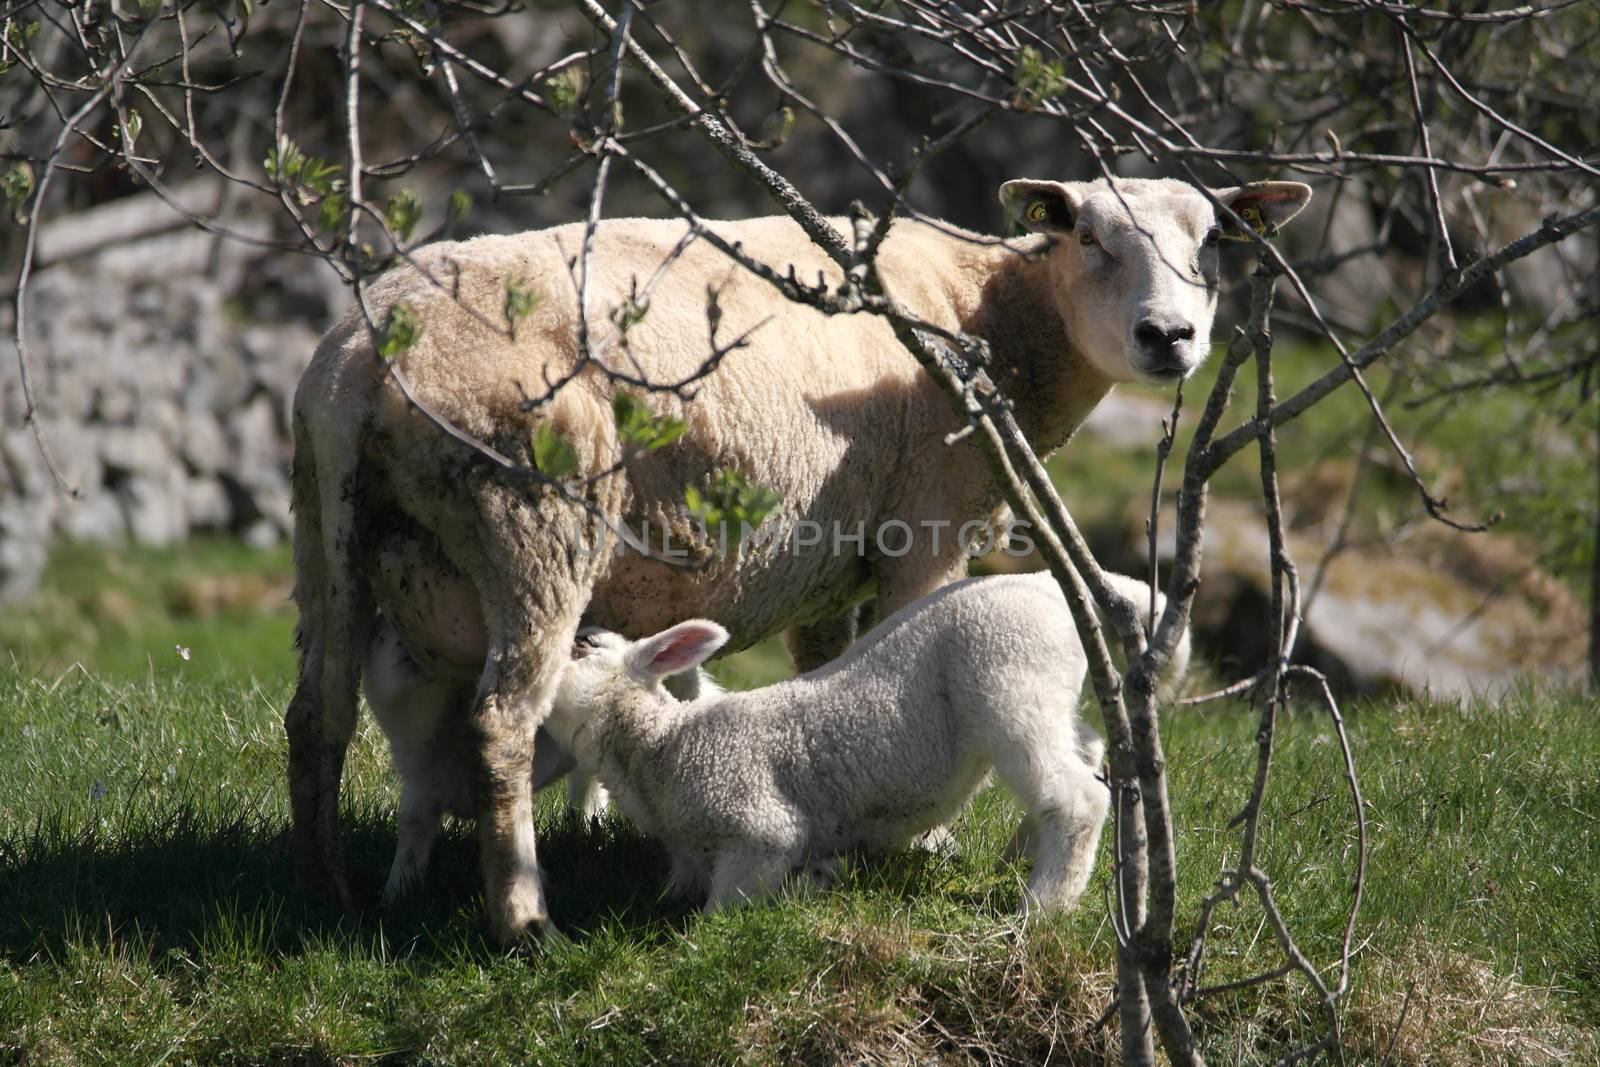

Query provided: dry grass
[1347,939,1600,1067]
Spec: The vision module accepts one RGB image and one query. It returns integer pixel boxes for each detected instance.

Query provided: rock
[179,412,229,474]
[185,476,232,531]
[1134,498,1587,698]
[1076,391,1175,451]
[58,490,129,543]
[119,470,190,546]
[0,501,52,602]
[100,425,172,476]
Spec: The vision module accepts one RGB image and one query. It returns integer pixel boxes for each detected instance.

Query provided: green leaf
[385,189,423,242]
[317,192,347,234]
[1013,45,1067,110]
[613,392,686,453]
[2,162,35,222]
[607,296,649,333]
[447,189,472,223]
[545,66,587,118]
[264,137,305,185]
[504,276,542,330]
[123,110,142,148]
[686,469,780,537]
[299,156,343,198]
[754,106,794,150]
[375,303,422,361]
[533,423,579,479]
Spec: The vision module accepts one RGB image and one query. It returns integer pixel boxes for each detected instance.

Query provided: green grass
[2,660,1595,1064]
[0,539,297,682]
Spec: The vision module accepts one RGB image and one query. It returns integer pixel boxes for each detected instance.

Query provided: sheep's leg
[446,470,619,946]
[284,428,370,911]
[383,783,443,906]
[784,607,859,673]
[463,653,566,945]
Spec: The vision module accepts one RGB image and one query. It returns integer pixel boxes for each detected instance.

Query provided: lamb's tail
[1098,572,1192,704]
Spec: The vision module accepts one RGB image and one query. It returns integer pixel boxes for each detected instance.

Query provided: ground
[1,542,1596,1064]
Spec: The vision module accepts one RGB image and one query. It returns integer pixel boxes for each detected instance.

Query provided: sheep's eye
[1078,230,1097,248]
[573,632,604,658]
[1203,226,1222,246]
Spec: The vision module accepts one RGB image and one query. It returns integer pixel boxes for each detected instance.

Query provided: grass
[0,539,296,682]
[2,656,1596,1064]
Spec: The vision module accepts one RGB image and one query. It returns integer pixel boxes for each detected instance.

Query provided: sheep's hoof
[487,881,553,949]
[294,853,354,913]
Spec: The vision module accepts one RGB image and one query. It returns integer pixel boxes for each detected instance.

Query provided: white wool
[544,571,1190,914]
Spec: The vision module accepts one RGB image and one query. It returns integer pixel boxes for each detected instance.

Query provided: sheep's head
[551,622,730,740]
[999,176,1312,385]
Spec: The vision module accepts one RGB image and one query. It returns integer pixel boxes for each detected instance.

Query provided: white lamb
[544,571,1190,914]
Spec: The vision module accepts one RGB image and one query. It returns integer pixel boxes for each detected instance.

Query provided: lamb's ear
[628,621,729,685]
[999,179,1082,235]
[1212,181,1313,241]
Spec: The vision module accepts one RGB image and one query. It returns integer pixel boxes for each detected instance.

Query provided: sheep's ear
[629,621,729,684]
[1212,182,1313,241]
[999,179,1082,235]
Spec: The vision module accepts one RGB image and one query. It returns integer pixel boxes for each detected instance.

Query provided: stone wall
[1,216,327,601]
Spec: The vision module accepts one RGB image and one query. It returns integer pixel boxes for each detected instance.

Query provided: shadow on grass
[0,797,708,967]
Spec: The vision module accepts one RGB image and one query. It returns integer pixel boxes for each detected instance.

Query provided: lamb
[542,571,1191,914]
[288,175,1309,942]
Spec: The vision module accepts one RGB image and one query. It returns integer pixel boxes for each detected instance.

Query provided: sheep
[287,174,1310,943]
[542,570,1190,914]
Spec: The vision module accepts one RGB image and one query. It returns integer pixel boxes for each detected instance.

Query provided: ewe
[544,571,1190,914]
[288,175,1310,942]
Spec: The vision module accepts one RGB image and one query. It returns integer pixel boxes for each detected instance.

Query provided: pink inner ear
[648,625,720,676]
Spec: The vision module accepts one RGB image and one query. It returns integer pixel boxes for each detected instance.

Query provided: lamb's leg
[383,783,443,905]
[704,848,795,912]
[784,607,859,673]
[284,429,370,911]
[1001,755,1110,916]
[564,774,609,825]
[666,852,708,900]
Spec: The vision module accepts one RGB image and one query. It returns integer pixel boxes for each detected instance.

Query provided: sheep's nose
[1135,319,1196,352]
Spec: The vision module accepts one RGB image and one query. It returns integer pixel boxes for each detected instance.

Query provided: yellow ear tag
[1241,205,1268,236]
[1026,200,1049,223]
